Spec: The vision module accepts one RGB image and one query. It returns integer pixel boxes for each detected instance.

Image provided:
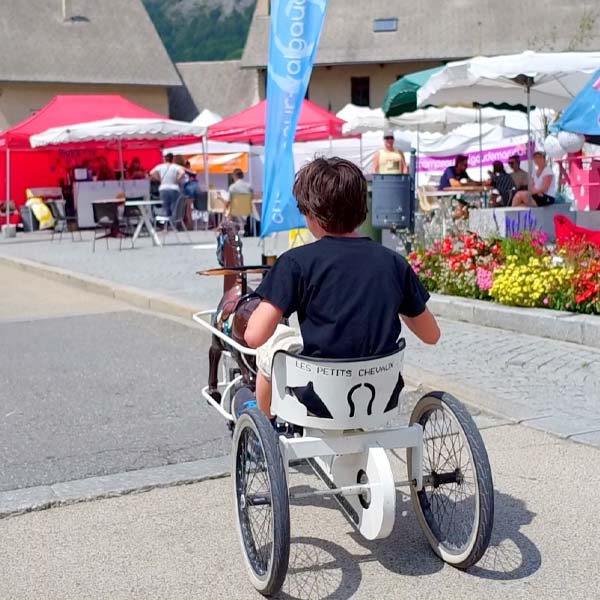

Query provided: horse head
[216,219,243,268]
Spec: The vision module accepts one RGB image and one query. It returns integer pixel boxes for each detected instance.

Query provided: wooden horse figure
[199,220,267,405]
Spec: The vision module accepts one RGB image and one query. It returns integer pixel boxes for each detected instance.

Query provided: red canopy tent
[0,95,167,208]
[207,99,346,144]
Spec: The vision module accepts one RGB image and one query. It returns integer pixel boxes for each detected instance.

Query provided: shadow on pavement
[467,489,540,581]
[276,536,361,600]
[287,480,541,594]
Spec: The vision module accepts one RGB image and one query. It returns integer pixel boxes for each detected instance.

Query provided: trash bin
[358,182,382,243]
[20,206,39,232]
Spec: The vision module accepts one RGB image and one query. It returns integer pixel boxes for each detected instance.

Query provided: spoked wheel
[408,392,494,569]
[232,408,290,596]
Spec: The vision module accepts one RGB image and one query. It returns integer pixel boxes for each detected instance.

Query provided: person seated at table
[512,152,555,207]
[226,168,253,229]
[229,168,253,196]
[126,157,146,180]
[487,161,516,207]
[508,154,528,191]
[438,155,481,190]
[96,156,114,181]
[439,155,481,219]
[150,153,185,217]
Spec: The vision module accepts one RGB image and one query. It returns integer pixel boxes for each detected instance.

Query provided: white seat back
[271,346,405,430]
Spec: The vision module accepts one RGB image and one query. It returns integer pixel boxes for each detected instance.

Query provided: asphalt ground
[0,424,598,600]
[0,265,228,492]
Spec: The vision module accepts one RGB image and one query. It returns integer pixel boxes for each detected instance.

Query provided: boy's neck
[321,231,359,239]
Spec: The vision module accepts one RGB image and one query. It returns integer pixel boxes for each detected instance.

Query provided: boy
[245,157,440,417]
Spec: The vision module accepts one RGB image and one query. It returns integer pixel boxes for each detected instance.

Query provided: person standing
[150,153,184,217]
[372,131,407,174]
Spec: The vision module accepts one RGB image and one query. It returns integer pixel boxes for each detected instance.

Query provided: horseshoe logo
[347,383,376,418]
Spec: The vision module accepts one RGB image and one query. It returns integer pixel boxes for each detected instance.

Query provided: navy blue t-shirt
[439,166,459,190]
[255,236,430,359]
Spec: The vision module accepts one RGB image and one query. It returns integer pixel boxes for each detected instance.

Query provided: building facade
[0,0,180,130]
[241,0,600,114]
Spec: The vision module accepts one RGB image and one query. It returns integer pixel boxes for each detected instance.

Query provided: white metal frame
[193,308,424,540]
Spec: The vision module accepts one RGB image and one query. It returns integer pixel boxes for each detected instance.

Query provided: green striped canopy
[382,67,442,117]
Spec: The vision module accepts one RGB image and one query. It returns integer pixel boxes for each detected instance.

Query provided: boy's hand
[245,300,283,348]
[401,307,440,345]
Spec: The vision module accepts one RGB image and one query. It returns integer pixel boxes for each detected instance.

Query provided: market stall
[0,95,165,216]
[29,115,205,228]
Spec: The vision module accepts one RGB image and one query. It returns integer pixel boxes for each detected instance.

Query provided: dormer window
[373,18,398,32]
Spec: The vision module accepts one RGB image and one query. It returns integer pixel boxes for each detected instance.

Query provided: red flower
[576,283,596,304]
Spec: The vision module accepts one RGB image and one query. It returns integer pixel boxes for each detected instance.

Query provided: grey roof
[242,0,600,68]
[0,0,180,86]
[169,60,259,120]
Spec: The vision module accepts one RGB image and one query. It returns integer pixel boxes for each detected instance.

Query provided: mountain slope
[143,0,256,62]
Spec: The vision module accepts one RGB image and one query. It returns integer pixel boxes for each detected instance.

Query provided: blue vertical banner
[261,0,327,237]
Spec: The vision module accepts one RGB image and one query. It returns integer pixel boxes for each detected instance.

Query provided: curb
[2,253,599,349]
[0,455,230,519]
[428,293,600,350]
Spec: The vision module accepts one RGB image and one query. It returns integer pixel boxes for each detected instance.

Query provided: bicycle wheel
[408,392,494,569]
[232,408,290,596]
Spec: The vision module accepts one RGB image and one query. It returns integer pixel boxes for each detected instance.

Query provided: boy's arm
[245,300,283,348]
[401,307,440,345]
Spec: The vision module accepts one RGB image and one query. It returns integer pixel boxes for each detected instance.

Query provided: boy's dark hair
[232,168,244,179]
[455,154,468,167]
[492,160,505,173]
[293,157,367,234]
[164,153,174,162]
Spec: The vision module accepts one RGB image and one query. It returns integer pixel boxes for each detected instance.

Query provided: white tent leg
[118,137,125,195]
[359,135,364,172]
[4,148,10,227]
[416,125,420,187]
[202,135,210,192]
[478,105,483,185]
[526,84,532,200]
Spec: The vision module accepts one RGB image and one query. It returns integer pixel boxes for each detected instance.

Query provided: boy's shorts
[256,324,303,380]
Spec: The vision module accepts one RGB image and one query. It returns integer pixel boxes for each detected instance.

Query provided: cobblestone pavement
[2,232,599,447]
[403,321,600,446]
[0,230,269,309]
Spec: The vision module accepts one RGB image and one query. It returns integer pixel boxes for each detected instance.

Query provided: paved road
[0,423,598,600]
[0,265,229,492]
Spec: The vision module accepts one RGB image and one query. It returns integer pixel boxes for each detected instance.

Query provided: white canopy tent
[338,104,387,135]
[30,117,206,195]
[191,109,222,128]
[390,106,512,133]
[342,105,536,182]
[417,51,600,185]
[416,51,600,111]
[30,117,206,147]
[165,140,258,156]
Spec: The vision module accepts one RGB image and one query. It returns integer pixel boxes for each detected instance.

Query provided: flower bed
[409,230,600,315]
